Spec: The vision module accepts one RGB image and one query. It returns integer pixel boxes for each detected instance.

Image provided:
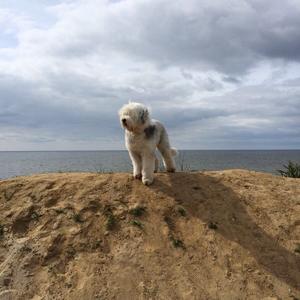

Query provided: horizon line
[0,149,300,152]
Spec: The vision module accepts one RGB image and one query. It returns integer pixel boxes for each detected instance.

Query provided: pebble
[225,270,231,278]
[254,269,261,275]
[53,222,60,230]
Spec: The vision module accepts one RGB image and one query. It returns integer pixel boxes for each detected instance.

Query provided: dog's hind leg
[157,129,177,172]
[154,156,159,173]
[158,147,176,172]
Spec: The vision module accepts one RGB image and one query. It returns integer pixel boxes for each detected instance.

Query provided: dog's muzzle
[122,118,127,126]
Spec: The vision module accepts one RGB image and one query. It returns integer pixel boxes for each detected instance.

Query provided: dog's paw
[134,174,142,180]
[142,177,153,186]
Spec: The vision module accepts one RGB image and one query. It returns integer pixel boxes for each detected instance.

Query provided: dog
[119,102,177,185]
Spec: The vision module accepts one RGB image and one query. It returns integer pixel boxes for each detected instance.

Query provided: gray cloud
[0,0,300,150]
[40,0,300,74]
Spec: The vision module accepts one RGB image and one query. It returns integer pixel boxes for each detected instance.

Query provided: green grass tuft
[73,213,84,223]
[106,215,115,230]
[31,212,39,220]
[170,236,185,249]
[103,205,117,230]
[277,161,300,178]
[54,208,65,214]
[177,206,186,217]
[0,224,4,237]
[131,220,143,228]
[208,221,218,230]
[129,206,146,217]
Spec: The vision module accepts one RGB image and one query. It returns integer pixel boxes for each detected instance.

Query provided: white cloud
[0,0,300,150]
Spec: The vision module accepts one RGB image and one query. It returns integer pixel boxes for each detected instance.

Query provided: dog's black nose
[122,118,127,124]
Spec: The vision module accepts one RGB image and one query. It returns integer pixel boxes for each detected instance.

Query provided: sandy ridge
[0,170,299,299]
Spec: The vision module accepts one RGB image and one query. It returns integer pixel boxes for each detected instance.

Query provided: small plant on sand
[208,221,218,230]
[106,214,116,230]
[95,167,105,173]
[93,240,102,249]
[31,211,39,220]
[94,166,114,174]
[104,206,116,230]
[73,213,84,223]
[129,206,146,217]
[0,224,4,237]
[54,208,65,214]
[131,220,143,228]
[176,152,191,172]
[177,206,186,217]
[277,161,300,178]
[164,215,175,230]
[170,235,185,249]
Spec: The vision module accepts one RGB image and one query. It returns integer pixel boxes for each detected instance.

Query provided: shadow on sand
[151,172,300,291]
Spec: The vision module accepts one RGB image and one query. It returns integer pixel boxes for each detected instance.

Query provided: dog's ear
[140,109,149,124]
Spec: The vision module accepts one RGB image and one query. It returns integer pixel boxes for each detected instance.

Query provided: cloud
[34,0,300,73]
[0,0,300,150]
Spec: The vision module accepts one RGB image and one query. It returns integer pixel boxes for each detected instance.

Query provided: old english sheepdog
[119,102,177,185]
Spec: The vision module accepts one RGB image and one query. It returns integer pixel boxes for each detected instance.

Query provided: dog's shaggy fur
[119,102,177,185]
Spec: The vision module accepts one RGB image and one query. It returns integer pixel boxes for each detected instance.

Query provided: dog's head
[118,102,150,133]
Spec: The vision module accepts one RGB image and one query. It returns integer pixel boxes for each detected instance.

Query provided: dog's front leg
[141,153,155,185]
[129,151,142,179]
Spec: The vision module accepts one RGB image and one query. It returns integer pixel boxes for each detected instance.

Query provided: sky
[0,0,300,150]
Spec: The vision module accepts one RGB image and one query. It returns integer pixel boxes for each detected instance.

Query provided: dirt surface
[0,170,299,300]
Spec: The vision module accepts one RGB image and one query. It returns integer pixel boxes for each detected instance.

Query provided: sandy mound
[0,170,299,300]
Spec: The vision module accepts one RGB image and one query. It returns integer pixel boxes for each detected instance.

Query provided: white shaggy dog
[119,102,177,185]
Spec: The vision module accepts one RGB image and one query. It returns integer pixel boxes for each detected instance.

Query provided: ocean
[0,150,299,179]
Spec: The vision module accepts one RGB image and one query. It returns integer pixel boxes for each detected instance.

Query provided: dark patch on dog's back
[144,125,156,139]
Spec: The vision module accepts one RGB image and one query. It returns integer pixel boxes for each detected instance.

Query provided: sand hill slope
[0,170,299,300]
